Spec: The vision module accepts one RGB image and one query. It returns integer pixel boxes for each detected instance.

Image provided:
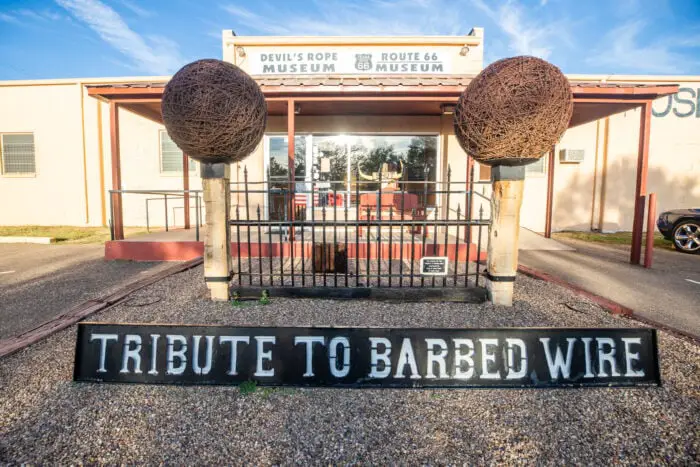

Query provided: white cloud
[587,21,698,74]
[0,12,20,23]
[0,8,68,25]
[16,9,65,21]
[222,4,292,35]
[471,0,569,60]
[118,0,153,18]
[221,0,468,37]
[56,0,184,74]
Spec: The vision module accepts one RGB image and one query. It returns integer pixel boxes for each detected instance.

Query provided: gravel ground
[1,266,698,464]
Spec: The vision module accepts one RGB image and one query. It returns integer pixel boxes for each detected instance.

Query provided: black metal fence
[230,166,491,292]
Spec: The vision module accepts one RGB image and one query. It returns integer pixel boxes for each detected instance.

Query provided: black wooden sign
[420,256,448,276]
[73,323,660,388]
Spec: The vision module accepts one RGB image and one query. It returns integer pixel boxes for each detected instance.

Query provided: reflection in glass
[267,134,439,216]
[268,135,306,221]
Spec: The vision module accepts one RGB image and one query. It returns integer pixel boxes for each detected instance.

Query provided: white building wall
[116,107,203,228]
[528,78,700,234]
[0,83,88,226]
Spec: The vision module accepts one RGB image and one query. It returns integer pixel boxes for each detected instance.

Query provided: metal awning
[86,76,678,127]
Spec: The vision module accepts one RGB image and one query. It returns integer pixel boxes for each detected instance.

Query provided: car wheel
[672,220,700,254]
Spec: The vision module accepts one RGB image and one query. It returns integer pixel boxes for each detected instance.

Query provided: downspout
[79,82,90,224]
[590,120,601,230]
[97,101,107,226]
[597,117,610,231]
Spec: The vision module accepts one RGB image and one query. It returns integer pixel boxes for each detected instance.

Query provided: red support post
[287,99,296,241]
[544,146,556,238]
[644,192,656,268]
[183,153,191,230]
[109,102,124,240]
[631,102,652,265]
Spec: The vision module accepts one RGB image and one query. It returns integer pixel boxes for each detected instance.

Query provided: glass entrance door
[311,135,349,209]
[266,135,307,221]
[265,134,439,219]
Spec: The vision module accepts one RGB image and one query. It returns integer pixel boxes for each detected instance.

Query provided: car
[657,208,700,254]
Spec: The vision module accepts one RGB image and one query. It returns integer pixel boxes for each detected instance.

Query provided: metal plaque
[74,323,660,388]
[420,256,449,276]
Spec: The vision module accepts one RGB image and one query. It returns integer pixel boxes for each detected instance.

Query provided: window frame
[525,156,547,177]
[158,129,197,176]
[1,132,37,177]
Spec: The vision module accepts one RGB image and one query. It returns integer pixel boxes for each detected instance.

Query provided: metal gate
[230,166,491,301]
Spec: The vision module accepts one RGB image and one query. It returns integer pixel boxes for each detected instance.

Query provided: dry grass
[0,226,153,244]
[553,231,676,251]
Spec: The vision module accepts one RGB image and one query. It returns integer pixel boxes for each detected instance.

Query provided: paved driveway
[519,238,700,337]
[0,244,169,339]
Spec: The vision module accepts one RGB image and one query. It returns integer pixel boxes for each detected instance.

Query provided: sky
[0,0,699,80]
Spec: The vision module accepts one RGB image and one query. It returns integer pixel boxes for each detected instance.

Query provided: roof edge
[0,75,170,87]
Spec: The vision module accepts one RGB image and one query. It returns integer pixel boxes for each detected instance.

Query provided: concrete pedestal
[485,166,525,307]
[202,163,232,301]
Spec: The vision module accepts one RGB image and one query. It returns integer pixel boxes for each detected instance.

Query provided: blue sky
[0,0,699,80]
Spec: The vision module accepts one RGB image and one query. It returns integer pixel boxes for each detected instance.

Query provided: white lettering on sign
[192,335,215,375]
[294,336,326,377]
[120,334,142,374]
[394,337,421,379]
[453,338,475,380]
[505,338,527,380]
[219,336,250,376]
[247,47,452,75]
[82,329,655,386]
[540,337,576,380]
[329,336,351,378]
[369,337,392,378]
[254,336,276,377]
[90,333,118,373]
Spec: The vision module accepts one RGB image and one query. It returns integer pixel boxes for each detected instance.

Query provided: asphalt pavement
[0,244,169,340]
[519,238,700,338]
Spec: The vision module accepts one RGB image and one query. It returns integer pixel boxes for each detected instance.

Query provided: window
[525,157,546,175]
[478,163,491,181]
[160,130,196,174]
[479,158,545,180]
[1,133,35,175]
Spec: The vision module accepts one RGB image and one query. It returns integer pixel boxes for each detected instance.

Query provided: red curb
[517,264,700,346]
[517,264,634,316]
[105,240,488,262]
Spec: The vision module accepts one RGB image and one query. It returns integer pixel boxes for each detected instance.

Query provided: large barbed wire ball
[453,56,573,166]
[161,59,267,163]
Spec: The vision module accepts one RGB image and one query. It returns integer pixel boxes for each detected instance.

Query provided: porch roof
[86,76,679,128]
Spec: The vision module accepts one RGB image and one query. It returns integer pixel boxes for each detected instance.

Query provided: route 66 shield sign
[355,54,372,71]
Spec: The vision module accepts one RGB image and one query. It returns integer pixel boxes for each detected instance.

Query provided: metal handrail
[108,189,203,241]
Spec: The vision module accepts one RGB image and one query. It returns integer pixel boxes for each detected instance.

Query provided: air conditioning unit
[559,149,585,163]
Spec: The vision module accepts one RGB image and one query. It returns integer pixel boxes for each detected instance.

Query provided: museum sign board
[247,47,452,75]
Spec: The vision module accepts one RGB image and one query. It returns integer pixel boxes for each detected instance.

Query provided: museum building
[0,28,698,260]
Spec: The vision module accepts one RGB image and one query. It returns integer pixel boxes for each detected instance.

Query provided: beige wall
[0,83,88,226]
[116,106,203,227]
[0,79,202,228]
[545,79,700,233]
